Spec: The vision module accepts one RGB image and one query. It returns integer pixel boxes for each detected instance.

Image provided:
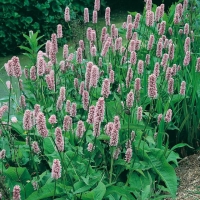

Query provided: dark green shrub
[0,0,106,56]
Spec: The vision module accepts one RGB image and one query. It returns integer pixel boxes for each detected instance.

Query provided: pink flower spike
[180,81,186,95]
[57,24,63,38]
[84,8,89,23]
[148,74,157,98]
[51,159,61,179]
[164,109,172,123]
[32,141,40,154]
[137,106,143,121]
[13,185,21,200]
[76,120,86,138]
[87,105,95,124]
[93,10,98,23]
[70,103,77,117]
[125,147,132,163]
[55,127,64,152]
[82,90,89,110]
[63,115,72,131]
[87,143,95,152]
[101,78,111,98]
[105,7,111,26]
[94,0,100,11]
[126,90,134,108]
[23,110,32,131]
[36,112,48,137]
[48,115,57,124]
[64,7,70,22]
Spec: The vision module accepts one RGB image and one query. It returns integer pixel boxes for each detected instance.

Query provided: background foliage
[0,0,106,56]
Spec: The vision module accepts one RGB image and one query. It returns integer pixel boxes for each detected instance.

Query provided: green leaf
[25,16,33,23]
[93,182,106,200]
[171,143,193,152]
[105,186,135,199]
[73,181,93,194]
[4,167,31,184]
[148,149,177,198]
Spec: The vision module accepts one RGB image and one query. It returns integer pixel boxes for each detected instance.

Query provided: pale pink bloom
[168,27,173,35]
[98,57,102,67]
[146,0,152,11]
[11,116,17,123]
[32,141,40,154]
[145,54,150,65]
[126,90,134,108]
[37,57,45,76]
[109,126,119,146]
[12,56,22,78]
[171,64,177,76]
[101,41,110,57]
[57,24,63,38]
[183,0,188,10]
[32,182,39,191]
[70,103,77,117]
[137,106,143,121]
[56,97,63,111]
[147,34,154,50]
[84,8,89,23]
[101,78,110,98]
[74,78,79,89]
[168,78,174,94]
[64,7,70,22]
[111,24,116,38]
[122,22,127,29]
[153,62,160,78]
[87,143,95,152]
[94,97,105,123]
[13,185,21,200]
[0,149,6,159]
[63,115,72,131]
[158,21,166,35]
[148,74,157,98]
[90,46,97,57]
[34,104,40,118]
[105,7,110,26]
[131,131,135,141]
[66,100,71,113]
[130,51,137,65]
[137,60,144,74]
[157,114,163,124]
[63,44,68,59]
[49,48,56,65]
[125,147,132,163]
[79,81,84,95]
[180,81,186,95]
[134,78,141,91]
[45,74,54,90]
[5,60,14,76]
[87,27,92,41]
[129,40,136,52]
[76,47,82,63]
[109,70,114,84]
[126,67,133,88]
[146,10,154,27]
[55,127,64,151]
[183,51,190,66]
[196,58,200,72]
[85,62,93,90]
[36,112,48,137]
[6,81,12,89]
[67,53,74,61]
[160,4,165,17]
[30,66,37,81]
[179,29,183,35]
[51,33,58,54]
[126,23,133,40]
[79,40,85,50]
[59,87,66,101]
[155,6,161,22]
[89,65,99,89]
[105,122,114,136]
[168,43,174,60]
[121,56,127,65]
[93,10,97,23]
[93,121,101,137]
[82,90,89,110]
[176,3,183,17]
[59,61,65,73]
[164,109,172,123]
[87,105,95,124]
[45,40,51,56]
[51,159,61,179]
[165,67,171,80]
[114,116,120,130]
[161,53,169,67]
[94,0,100,11]
[173,13,180,24]
[48,115,57,124]
[184,23,189,35]
[76,120,86,138]
[156,41,163,57]
[184,37,190,53]
[20,95,26,108]
[100,27,107,43]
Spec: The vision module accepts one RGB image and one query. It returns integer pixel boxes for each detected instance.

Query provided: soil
[173,152,200,199]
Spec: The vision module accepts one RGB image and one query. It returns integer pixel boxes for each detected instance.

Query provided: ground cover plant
[0,0,200,199]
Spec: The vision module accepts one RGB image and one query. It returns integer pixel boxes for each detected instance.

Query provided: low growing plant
[0,0,199,199]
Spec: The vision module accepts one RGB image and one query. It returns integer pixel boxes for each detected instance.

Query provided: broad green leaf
[148,149,177,198]
[93,182,106,200]
[105,186,135,199]
[171,143,193,152]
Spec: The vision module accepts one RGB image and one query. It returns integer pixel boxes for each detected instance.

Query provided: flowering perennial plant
[0,0,200,199]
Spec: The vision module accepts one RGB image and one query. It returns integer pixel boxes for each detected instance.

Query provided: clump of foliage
[0,0,106,56]
[0,0,199,199]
